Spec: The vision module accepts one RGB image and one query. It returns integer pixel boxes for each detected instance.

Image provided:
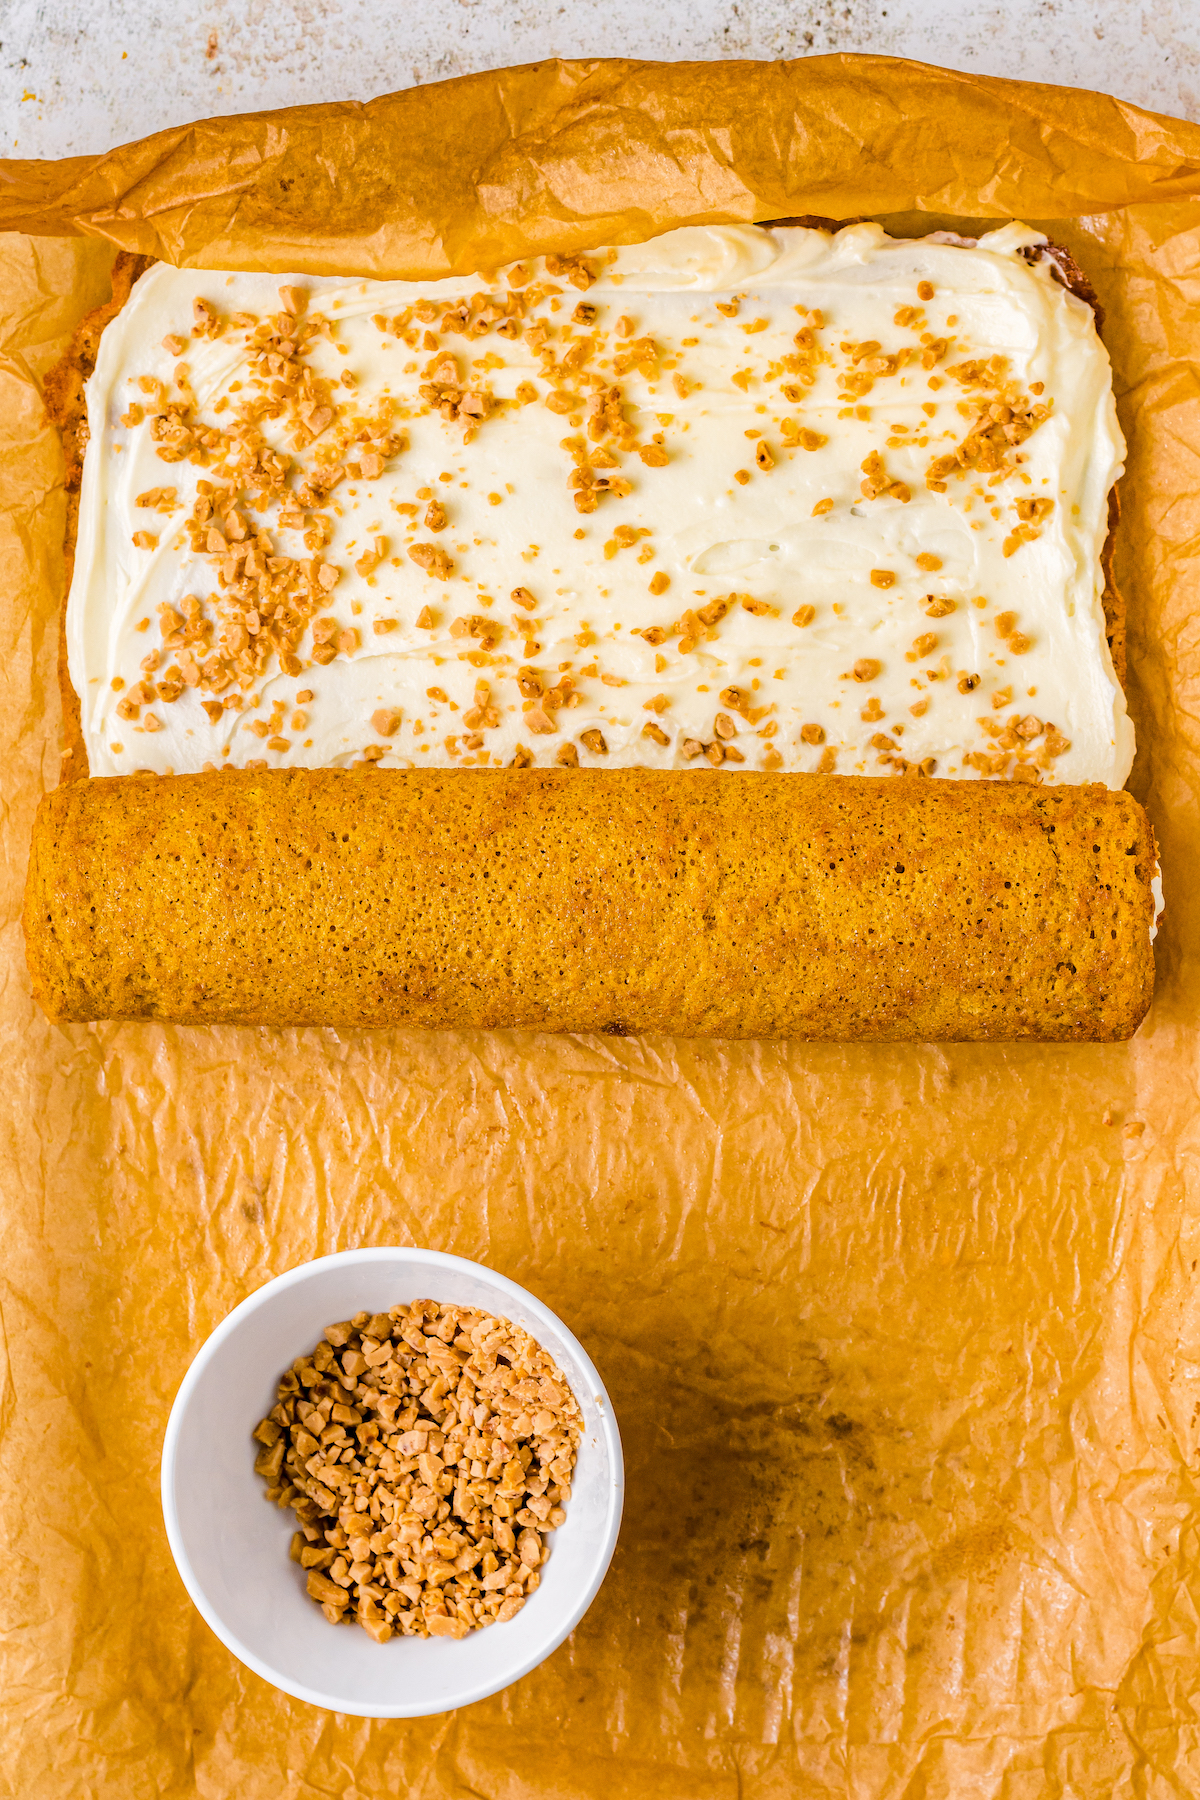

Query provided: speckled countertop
[1,0,1196,159]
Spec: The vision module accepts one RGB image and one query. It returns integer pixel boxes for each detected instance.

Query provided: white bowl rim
[160,1246,624,1716]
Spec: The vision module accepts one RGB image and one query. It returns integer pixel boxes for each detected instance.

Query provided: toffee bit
[354,536,388,577]
[135,486,179,513]
[463,681,500,730]
[860,451,910,504]
[717,687,753,721]
[555,742,580,766]
[580,728,607,755]
[781,424,828,452]
[544,252,596,290]
[696,596,731,627]
[642,721,670,746]
[409,543,454,580]
[192,297,221,336]
[450,614,502,646]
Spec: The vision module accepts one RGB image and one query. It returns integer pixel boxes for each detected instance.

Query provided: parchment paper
[1,56,1199,1800]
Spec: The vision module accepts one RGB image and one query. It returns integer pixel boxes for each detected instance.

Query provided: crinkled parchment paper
[1,56,1199,1800]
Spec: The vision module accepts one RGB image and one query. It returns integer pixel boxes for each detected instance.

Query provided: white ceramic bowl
[161,1247,624,1717]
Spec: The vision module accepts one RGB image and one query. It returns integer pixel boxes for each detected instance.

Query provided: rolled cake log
[24,769,1156,1040]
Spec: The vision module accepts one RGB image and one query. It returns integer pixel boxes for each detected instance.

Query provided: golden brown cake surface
[24,769,1155,1039]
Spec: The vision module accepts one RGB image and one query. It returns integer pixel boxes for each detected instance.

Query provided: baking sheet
[0,55,1198,1799]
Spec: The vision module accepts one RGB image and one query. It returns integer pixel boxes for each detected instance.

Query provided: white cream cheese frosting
[67,220,1133,785]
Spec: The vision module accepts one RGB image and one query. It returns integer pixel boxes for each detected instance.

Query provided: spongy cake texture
[24,769,1156,1040]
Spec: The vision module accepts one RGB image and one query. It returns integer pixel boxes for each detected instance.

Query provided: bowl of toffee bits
[259,1299,583,1642]
[161,1248,623,1718]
